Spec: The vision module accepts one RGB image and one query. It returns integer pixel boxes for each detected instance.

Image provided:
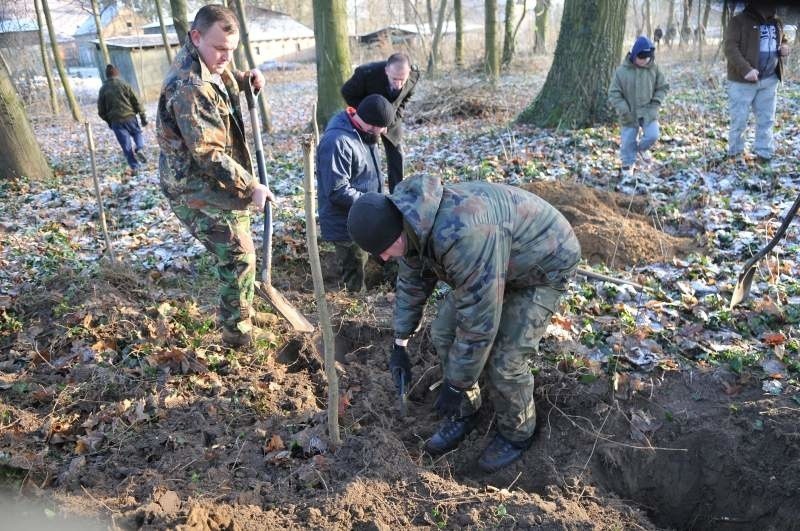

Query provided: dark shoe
[135,149,147,164]
[478,433,533,473]
[424,416,476,455]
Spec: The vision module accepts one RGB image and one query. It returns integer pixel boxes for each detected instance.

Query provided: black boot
[424,416,476,455]
[478,433,533,472]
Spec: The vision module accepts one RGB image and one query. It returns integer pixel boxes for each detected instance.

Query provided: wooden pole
[84,122,116,262]
[302,132,340,446]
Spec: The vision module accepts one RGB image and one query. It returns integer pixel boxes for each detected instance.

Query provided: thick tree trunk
[155,0,174,64]
[232,0,273,133]
[485,0,498,82]
[519,0,628,128]
[426,0,448,76]
[533,0,549,55]
[0,59,51,180]
[312,0,351,128]
[34,0,59,114]
[90,0,111,74]
[454,0,463,68]
[169,0,190,47]
[41,0,82,122]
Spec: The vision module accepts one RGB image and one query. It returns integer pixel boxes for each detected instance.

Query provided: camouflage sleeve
[393,254,437,339]
[171,83,255,201]
[127,84,144,115]
[440,226,511,388]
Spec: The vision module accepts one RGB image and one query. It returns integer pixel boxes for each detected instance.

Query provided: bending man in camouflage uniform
[347,175,581,472]
[156,5,273,348]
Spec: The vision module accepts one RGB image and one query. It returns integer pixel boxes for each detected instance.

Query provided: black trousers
[382,136,404,193]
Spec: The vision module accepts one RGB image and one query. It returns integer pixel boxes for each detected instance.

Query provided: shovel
[729,193,800,309]
[245,79,314,333]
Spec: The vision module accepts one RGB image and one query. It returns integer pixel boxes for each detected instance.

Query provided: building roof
[358,21,482,40]
[74,4,119,36]
[0,19,38,33]
[141,7,313,41]
[100,33,180,49]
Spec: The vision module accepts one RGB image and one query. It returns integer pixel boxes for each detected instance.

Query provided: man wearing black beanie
[316,94,394,292]
[348,175,581,472]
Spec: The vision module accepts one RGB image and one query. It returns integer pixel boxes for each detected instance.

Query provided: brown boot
[222,326,276,348]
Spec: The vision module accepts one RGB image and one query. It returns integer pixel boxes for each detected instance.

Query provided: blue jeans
[110,117,144,170]
[620,120,660,166]
[727,75,779,159]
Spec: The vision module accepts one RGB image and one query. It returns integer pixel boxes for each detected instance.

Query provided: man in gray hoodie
[316,94,395,292]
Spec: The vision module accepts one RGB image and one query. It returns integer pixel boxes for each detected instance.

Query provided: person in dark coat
[316,94,395,292]
[653,26,663,46]
[341,53,420,193]
[98,64,147,174]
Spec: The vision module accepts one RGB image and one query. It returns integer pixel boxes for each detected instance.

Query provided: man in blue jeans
[98,64,148,175]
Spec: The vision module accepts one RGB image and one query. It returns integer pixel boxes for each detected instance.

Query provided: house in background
[101,7,314,102]
[74,4,147,68]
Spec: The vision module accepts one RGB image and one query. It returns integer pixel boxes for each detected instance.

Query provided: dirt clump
[523,180,696,268]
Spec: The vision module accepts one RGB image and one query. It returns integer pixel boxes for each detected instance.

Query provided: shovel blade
[255,283,315,333]
[729,266,756,310]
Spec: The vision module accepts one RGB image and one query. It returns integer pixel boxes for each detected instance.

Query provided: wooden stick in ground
[302,133,340,446]
[84,122,117,262]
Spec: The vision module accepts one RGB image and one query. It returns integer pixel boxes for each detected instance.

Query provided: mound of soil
[523,181,696,268]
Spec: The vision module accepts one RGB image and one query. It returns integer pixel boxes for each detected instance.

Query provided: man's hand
[139,113,148,127]
[249,69,266,91]
[251,183,275,210]
[744,69,759,82]
[780,43,790,57]
[389,343,411,395]
[434,381,466,418]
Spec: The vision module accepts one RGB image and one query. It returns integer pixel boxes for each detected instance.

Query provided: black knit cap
[356,94,395,128]
[347,192,404,255]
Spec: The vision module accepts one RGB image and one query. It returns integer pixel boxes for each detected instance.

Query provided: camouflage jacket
[391,175,581,388]
[157,40,255,210]
[97,77,143,125]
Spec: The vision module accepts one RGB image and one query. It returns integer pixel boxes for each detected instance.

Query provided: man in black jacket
[98,64,148,175]
[341,53,419,193]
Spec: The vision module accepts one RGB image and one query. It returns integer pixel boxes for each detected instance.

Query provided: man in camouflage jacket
[156,5,272,348]
[347,175,581,472]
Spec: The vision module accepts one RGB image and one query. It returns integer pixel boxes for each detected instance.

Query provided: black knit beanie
[356,94,395,128]
[347,193,404,255]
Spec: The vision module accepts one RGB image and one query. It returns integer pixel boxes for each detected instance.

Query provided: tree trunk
[312,0,351,128]
[454,0,463,68]
[501,0,515,68]
[34,0,59,114]
[232,0,273,133]
[0,58,51,180]
[41,0,82,122]
[155,0,174,64]
[485,0,498,83]
[90,0,111,75]
[533,0,549,55]
[680,0,693,47]
[701,0,711,42]
[644,0,652,38]
[169,0,190,47]
[426,0,448,76]
[518,0,628,128]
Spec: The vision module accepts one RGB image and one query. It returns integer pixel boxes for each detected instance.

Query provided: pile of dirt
[523,180,697,268]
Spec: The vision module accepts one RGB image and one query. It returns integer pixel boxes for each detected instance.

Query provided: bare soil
[524,180,697,268]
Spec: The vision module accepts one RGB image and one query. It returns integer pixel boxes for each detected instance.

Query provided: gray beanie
[347,193,404,255]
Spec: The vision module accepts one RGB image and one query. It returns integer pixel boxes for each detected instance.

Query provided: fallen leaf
[264,434,285,453]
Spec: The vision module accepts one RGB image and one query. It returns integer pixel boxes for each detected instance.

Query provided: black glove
[139,113,148,127]
[434,381,467,418]
[389,343,411,393]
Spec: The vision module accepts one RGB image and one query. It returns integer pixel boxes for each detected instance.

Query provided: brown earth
[523,181,697,268]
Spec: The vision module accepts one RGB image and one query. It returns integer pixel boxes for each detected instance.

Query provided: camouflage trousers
[333,241,367,293]
[171,202,256,336]
[430,284,566,443]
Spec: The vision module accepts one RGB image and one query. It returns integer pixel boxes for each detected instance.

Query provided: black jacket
[341,60,420,146]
